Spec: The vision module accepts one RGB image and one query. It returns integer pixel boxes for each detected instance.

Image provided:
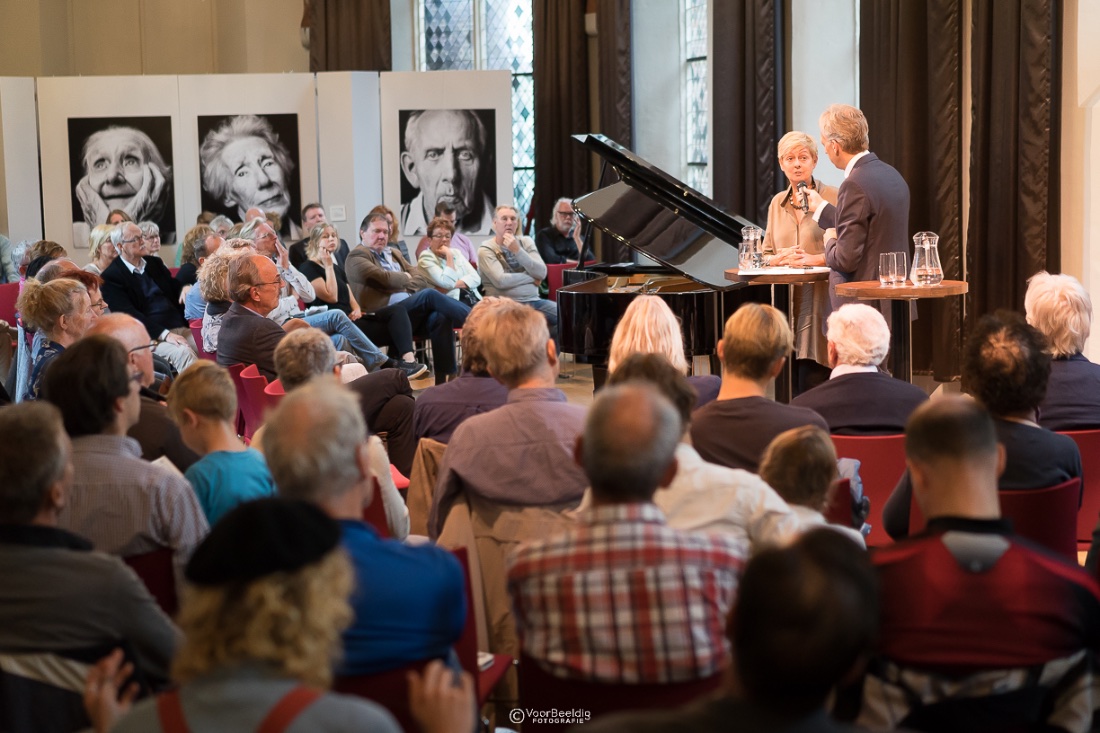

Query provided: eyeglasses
[91,300,108,314]
[119,236,144,245]
[253,276,284,289]
[130,371,144,385]
[431,233,453,241]
[556,210,576,218]
[128,340,156,354]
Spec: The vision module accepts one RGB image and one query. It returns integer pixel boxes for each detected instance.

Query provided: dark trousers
[364,290,470,380]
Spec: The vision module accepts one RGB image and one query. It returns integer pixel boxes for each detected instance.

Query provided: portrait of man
[398,108,496,237]
[197,114,302,237]
[67,116,175,244]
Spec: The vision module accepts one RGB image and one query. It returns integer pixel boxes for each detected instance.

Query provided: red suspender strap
[155,690,191,733]
[255,686,324,733]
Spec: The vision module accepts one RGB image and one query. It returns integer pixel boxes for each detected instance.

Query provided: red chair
[0,282,18,325]
[390,464,410,490]
[123,547,178,617]
[824,478,857,527]
[518,653,723,730]
[238,364,269,439]
[168,267,180,277]
[450,548,512,705]
[188,319,214,361]
[546,260,596,301]
[262,378,285,412]
[333,660,428,733]
[225,363,249,438]
[831,435,908,546]
[909,479,1080,562]
[1061,430,1100,551]
[362,478,392,539]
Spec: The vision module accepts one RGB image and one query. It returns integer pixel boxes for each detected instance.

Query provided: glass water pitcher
[739,226,765,270]
[910,231,944,286]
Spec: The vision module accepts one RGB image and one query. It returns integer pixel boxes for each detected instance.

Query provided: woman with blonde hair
[608,295,721,406]
[763,131,839,393]
[16,277,98,400]
[84,498,475,732]
[84,225,118,276]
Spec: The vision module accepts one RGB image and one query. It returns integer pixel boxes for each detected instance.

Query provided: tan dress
[762,180,839,366]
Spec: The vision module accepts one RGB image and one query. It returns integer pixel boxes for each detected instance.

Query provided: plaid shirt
[507,502,747,684]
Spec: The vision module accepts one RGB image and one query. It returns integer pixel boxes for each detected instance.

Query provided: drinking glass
[892,251,908,286]
[879,252,895,287]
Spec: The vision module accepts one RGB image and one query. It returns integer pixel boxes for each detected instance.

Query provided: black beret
[185,498,341,586]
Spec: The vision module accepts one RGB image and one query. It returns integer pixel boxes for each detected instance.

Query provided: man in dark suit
[216,254,306,380]
[804,104,910,324]
[100,221,198,373]
[792,303,926,434]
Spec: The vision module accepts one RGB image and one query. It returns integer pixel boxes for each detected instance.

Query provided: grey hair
[209,215,233,232]
[264,378,367,503]
[198,247,249,303]
[0,402,70,524]
[274,328,337,390]
[826,303,890,367]
[138,221,160,237]
[819,104,869,154]
[582,383,681,502]
[110,222,141,247]
[239,217,269,241]
[1024,271,1093,358]
[227,255,263,304]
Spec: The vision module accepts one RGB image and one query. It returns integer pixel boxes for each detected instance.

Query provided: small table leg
[889,299,912,382]
[773,284,792,403]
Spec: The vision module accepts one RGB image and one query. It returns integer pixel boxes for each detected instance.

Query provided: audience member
[882,311,1082,539]
[268,327,417,492]
[26,239,67,264]
[264,381,465,675]
[175,224,212,292]
[371,204,412,262]
[106,209,131,225]
[509,383,746,683]
[0,231,13,283]
[84,224,118,276]
[478,205,557,339]
[430,300,586,537]
[240,217,317,310]
[17,278,98,400]
[167,362,275,525]
[138,221,162,257]
[87,313,200,472]
[413,297,510,444]
[100,222,197,373]
[1025,270,1100,430]
[858,397,1100,731]
[42,335,208,591]
[574,353,801,550]
[196,243,250,354]
[346,211,469,384]
[608,294,721,405]
[414,201,478,266]
[534,196,581,264]
[216,254,302,379]
[289,202,350,268]
[33,257,79,283]
[791,303,927,433]
[182,230,224,321]
[417,216,481,303]
[691,303,828,471]
[583,530,878,733]
[0,402,178,688]
[84,499,473,733]
[208,214,232,238]
[759,425,866,546]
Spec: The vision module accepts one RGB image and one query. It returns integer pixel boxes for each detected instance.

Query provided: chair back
[237,364,269,439]
[1062,430,1100,548]
[123,547,178,617]
[908,478,1080,561]
[188,320,214,361]
[546,260,595,301]
[824,478,855,527]
[830,434,908,546]
[450,547,512,705]
[225,363,248,437]
[332,661,429,733]
[0,282,18,325]
[518,653,723,730]
[362,478,392,539]
[262,378,285,412]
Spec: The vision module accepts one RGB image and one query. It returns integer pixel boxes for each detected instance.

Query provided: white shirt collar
[830,363,879,379]
[120,256,145,275]
[844,150,871,179]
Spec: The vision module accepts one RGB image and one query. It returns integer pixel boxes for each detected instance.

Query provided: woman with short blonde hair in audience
[1025,270,1100,430]
[16,278,98,401]
[197,246,251,355]
[607,294,720,407]
[84,225,118,276]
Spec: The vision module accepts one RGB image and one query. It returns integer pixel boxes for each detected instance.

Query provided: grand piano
[558,134,767,389]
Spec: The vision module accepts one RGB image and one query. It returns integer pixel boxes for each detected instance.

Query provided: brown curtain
[309,0,391,72]
[859,0,963,381]
[967,0,1062,326]
[532,0,590,229]
[711,0,783,226]
[594,0,634,261]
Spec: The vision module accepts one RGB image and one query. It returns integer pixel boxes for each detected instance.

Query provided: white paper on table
[736,266,831,275]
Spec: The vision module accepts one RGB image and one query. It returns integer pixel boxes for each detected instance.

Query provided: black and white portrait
[68,116,175,243]
[197,113,302,237]
[398,109,496,237]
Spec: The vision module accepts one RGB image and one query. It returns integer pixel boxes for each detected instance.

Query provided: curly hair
[963,310,1051,417]
[172,549,353,688]
[198,246,250,303]
[16,278,87,334]
[180,225,214,267]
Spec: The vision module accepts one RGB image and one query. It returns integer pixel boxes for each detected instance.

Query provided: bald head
[88,313,155,386]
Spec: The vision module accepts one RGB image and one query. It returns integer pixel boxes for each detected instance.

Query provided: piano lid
[572,133,759,291]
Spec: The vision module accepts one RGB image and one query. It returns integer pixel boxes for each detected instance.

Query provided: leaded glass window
[682,0,709,195]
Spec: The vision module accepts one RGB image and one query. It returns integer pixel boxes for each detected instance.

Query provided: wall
[0,0,308,77]
[0,78,44,244]
[1061,0,1100,363]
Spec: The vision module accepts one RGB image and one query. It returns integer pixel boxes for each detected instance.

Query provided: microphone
[796,181,809,212]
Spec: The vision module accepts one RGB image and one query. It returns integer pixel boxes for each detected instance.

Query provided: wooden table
[725,267,831,402]
[835,279,968,381]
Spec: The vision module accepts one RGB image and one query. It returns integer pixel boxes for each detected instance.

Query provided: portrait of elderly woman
[198,114,302,238]
[67,117,175,245]
[398,108,496,238]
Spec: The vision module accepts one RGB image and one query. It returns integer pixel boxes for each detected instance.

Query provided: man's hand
[163,332,189,348]
[349,308,362,321]
[501,233,520,254]
[179,284,192,305]
[83,649,139,733]
[804,188,826,212]
[408,660,476,733]
[273,235,291,270]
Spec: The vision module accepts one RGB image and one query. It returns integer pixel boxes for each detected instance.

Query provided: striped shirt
[59,435,209,592]
[508,502,747,684]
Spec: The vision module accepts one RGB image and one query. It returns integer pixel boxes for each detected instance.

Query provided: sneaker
[397,360,430,379]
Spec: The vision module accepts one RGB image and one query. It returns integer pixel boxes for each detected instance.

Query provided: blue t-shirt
[184,449,276,525]
[183,283,207,321]
[338,519,467,676]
